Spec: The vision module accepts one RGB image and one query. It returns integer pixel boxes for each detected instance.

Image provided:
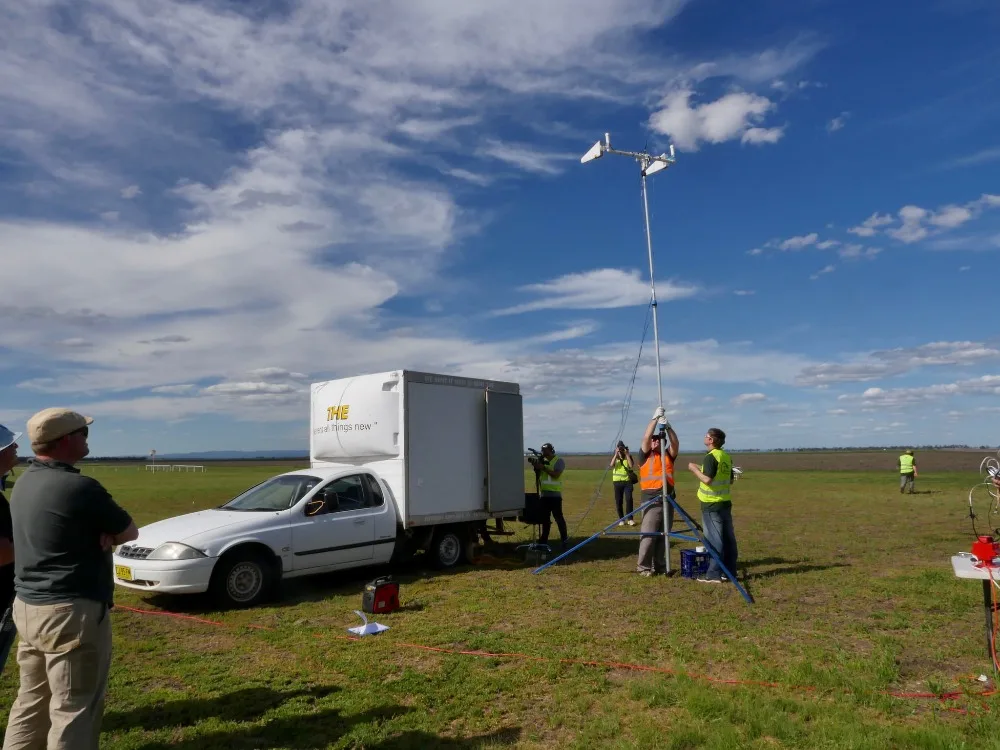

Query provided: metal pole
[640,163,671,574]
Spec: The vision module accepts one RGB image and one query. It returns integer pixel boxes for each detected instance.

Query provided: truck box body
[310,370,525,528]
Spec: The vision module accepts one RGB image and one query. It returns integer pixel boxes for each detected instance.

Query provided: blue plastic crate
[680,548,710,579]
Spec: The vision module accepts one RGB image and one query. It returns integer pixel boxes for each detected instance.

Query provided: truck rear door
[485,389,526,513]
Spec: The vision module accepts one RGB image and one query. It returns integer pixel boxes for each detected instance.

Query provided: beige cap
[27,408,93,446]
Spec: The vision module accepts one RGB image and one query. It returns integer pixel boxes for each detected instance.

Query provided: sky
[2,0,1000,457]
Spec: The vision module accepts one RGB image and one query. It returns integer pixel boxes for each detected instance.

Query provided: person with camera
[528,443,568,550]
[636,407,679,577]
[609,441,638,526]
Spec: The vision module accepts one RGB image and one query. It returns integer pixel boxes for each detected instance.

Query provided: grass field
[2,453,1000,749]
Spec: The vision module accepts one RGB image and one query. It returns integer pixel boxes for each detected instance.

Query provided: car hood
[130,509,286,550]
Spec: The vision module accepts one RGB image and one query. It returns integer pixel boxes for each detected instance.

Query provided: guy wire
[570,301,653,536]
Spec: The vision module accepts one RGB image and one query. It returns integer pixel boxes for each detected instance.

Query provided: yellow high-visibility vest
[697,448,732,504]
[899,454,915,474]
[539,455,563,493]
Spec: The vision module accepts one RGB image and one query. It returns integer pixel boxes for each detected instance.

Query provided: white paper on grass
[347,610,389,636]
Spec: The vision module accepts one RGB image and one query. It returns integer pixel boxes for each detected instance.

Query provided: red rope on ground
[117,605,996,714]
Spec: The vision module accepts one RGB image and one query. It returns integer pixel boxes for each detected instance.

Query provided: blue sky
[2,0,1000,457]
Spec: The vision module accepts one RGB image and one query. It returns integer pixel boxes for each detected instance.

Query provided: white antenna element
[581,140,604,164]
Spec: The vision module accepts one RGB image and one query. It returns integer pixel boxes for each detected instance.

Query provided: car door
[290,473,377,571]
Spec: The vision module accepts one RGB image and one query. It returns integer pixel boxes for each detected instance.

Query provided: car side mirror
[317,489,340,513]
[304,498,326,517]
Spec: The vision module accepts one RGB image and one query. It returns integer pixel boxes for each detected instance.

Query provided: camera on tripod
[525,448,543,468]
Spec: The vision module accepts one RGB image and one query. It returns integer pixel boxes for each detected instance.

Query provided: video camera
[525,448,543,468]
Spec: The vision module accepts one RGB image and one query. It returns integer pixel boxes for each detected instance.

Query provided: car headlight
[146,542,208,561]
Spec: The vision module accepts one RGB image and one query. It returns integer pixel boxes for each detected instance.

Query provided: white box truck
[310,369,527,559]
[112,369,528,608]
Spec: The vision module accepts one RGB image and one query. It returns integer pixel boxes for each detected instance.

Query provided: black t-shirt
[11,459,133,606]
[0,492,13,608]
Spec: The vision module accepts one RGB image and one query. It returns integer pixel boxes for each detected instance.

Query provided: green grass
[2,461,999,748]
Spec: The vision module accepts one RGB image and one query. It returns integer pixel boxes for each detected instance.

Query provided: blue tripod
[532,493,754,605]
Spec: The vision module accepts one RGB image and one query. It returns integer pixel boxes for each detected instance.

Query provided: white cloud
[121,185,141,199]
[816,239,840,250]
[848,194,1000,245]
[492,268,698,316]
[960,265,971,271]
[839,375,1000,410]
[826,112,850,133]
[742,126,785,145]
[732,392,767,406]
[797,341,1000,386]
[942,147,1000,170]
[648,89,782,151]
[929,204,974,229]
[848,212,894,237]
[747,247,764,256]
[476,140,577,175]
[827,408,849,415]
[151,384,197,394]
[888,205,930,243]
[733,289,755,296]
[780,232,818,251]
[809,264,835,280]
[837,244,881,260]
[202,382,303,395]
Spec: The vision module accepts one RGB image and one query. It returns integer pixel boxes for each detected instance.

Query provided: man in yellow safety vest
[898,449,916,494]
[687,427,736,584]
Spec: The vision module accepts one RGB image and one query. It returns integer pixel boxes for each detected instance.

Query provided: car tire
[431,528,464,569]
[210,551,274,609]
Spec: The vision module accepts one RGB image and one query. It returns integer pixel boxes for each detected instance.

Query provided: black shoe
[561,539,570,550]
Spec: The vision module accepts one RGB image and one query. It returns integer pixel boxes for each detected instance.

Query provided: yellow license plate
[115,565,133,581]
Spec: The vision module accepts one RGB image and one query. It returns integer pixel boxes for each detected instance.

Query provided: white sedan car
[113,467,399,608]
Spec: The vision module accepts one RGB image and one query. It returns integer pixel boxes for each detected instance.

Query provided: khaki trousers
[3,598,112,750]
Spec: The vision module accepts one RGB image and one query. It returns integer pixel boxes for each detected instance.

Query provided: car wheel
[431,528,463,569]
[211,552,273,608]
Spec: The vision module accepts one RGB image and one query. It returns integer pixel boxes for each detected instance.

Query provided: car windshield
[221,475,321,512]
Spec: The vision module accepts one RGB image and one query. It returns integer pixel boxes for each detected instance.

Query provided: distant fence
[144,464,206,472]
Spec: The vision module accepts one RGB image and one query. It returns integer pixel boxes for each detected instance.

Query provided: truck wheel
[462,537,480,565]
[431,528,463,569]
[210,551,273,608]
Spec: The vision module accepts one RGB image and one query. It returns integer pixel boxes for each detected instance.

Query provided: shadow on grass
[371,728,522,748]
[131,703,423,750]
[105,685,341,732]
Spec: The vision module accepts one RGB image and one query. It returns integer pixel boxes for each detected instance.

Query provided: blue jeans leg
[702,503,737,579]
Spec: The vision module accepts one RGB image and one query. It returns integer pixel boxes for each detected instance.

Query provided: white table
[951,554,1000,665]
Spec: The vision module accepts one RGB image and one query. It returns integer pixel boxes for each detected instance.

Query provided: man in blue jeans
[687,427,736,584]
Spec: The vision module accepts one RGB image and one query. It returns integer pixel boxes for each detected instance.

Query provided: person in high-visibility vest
[609,440,637,526]
[635,406,679,577]
[529,442,568,549]
[687,427,736,583]
[898,449,916,494]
